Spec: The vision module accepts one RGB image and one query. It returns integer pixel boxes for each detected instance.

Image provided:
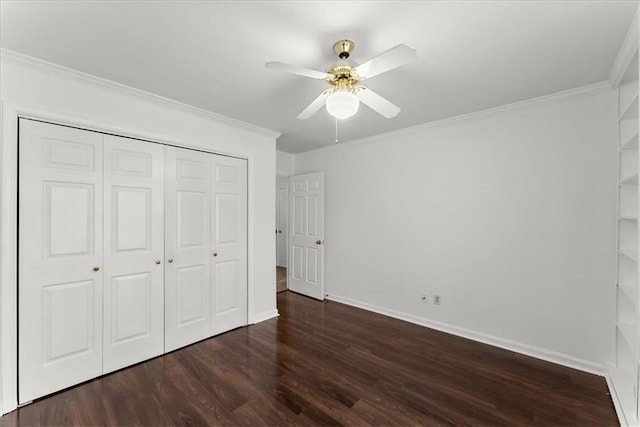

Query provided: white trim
[302,81,613,155]
[0,100,3,416]
[17,111,250,161]
[608,7,640,88]
[326,293,605,376]
[250,310,279,325]
[605,369,633,427]
[0,102,19,415]
[0,105,260,415]
[0,49,281,140]
[246,157,255,336]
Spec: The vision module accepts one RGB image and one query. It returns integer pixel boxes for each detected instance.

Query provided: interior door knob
[213,253,218,257]
[155,260,161,265]
[316,240,324,245]
[93,266,100,272]
[168,259,174,263]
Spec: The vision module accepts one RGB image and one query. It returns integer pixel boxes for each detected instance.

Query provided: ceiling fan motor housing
[327,64,362,93]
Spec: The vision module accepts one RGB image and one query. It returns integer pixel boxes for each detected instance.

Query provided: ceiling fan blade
[297,90,332,119]
[356,87,401,118]
[353,44,417,79]
[266,61,330,80]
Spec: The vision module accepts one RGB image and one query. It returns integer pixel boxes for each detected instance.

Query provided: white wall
[0,51,279,414]
[295,89,618,371]
[276,150,295,176]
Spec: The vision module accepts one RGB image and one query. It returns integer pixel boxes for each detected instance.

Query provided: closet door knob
[155,260,161,265]
[93,266,100,272]
[213,253,218,257]
[168,259,174,263]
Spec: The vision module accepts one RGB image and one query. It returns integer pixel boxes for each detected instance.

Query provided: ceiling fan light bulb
[326,91,359,119]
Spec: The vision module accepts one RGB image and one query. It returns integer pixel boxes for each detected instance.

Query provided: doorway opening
[276,175,289,293]
[277,266,287,293]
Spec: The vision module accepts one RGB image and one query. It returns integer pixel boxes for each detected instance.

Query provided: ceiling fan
[266,40,417,120]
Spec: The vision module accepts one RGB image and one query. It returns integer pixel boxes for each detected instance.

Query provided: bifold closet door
[18,119,104,404]
[19,119,248,403]
[164,146,212,352]
[102,135,165,373]
[211,155,248,335]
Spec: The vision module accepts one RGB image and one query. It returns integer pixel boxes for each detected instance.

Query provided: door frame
[0,104,253,415]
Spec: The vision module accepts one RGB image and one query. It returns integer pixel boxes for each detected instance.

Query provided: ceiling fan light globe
[326,91,359,119]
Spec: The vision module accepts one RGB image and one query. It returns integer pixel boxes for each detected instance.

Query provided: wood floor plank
[276,267,287,293]
[0,290,619,426]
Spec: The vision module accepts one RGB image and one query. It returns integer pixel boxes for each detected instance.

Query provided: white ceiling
[1,1,637,153]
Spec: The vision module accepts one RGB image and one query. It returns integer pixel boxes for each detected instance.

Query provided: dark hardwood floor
[1,291,618,426]
[277,266,287,293]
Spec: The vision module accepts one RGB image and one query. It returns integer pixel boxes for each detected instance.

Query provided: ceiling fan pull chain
[335,117,339,143]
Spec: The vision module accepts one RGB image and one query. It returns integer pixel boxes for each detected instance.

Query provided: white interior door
[289,172,324,300]
[164,146,212,352]
[211,155,248,335]
[18,119,104,403]
[102,135,165,373]
[17,119,251,405]
[276,178,289,268]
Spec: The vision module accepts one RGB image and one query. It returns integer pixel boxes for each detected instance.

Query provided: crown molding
[301,80,613,156]
[608,5,639,88]
[0,48,281,140]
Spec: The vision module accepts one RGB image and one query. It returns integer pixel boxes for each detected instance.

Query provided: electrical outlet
[420,293,428,304]
[433,295,441,305]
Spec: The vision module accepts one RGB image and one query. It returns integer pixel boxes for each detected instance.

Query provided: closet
[17,119,247,404]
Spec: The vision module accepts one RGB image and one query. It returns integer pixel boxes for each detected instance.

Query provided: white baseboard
[251,310,279,324]
[325,293,604,376]
[604,368,633,427]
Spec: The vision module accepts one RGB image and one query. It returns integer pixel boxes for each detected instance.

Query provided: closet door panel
[103,135,165,373]
[164,146,212,352]
[19,120,250,403]
[18,119,104,404]
[211,155,247,336]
